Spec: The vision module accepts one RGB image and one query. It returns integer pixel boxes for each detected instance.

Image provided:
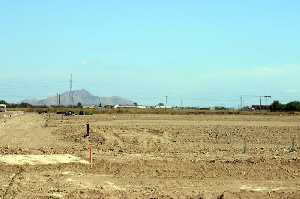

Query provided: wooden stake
[89,144,93,168]
[86,123,90,136]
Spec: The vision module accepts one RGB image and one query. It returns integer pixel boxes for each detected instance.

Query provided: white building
[0,104,7,112]
[113,104,147,109]
[154,105,172,109]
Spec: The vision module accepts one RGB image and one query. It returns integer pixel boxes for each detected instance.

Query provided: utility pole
[264,96,272,104]
[58,93,61,106]
[259,96,262,110]
[69,74,74,107]
[240,96,243,110]
[57,93,60,106]
[98,98,101,107]
[259,96,271,110]
[165,96,168,111]
[165,96,168,106]
[180,98,183,108]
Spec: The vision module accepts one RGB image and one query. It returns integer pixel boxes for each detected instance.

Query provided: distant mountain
[23,89,135,106]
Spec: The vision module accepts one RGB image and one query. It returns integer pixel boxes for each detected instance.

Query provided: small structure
[0,104,7,112]
[251,105,271,111]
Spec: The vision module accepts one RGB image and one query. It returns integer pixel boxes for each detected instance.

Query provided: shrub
[270,100,300,112]
[285,101,300,111]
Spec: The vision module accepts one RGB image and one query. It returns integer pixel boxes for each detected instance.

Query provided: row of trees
[0,100,39,108]
[270,101,300,112]
[0,100,85,108]
[2,99,300,112]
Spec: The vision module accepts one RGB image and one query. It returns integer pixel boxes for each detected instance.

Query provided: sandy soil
[0,112,299,198]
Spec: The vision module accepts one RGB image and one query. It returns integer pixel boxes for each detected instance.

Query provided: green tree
[285,101,300,111]
[270,100,284,111]
[77,102,83,108]
[0,100,7,105]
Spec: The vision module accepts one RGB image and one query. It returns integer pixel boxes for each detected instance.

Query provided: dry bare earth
[0,112,299,198]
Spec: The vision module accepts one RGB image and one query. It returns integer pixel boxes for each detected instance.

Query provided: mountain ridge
[23,89,135,106]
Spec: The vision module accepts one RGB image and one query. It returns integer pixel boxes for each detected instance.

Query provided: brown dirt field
[0,112,299,198]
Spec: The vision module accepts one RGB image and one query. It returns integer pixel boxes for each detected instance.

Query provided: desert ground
[0,111,299,198]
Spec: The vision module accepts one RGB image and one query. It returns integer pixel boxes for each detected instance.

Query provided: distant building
[103,105,114,109]
[137,105,147,109]
[0,104,7,112]
[154,105,172,109]
[210,106,227,111]
[114,104,135,109]
[113,104,147,109]
[83,105,97,109]
[251,105,271,111]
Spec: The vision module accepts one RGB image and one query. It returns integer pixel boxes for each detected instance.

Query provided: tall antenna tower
[69,74,74,107]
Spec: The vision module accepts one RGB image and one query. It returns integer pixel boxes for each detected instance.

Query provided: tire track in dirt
[2,167,24,199]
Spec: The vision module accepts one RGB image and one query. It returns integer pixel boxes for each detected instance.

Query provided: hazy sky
[0,1,299,107]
